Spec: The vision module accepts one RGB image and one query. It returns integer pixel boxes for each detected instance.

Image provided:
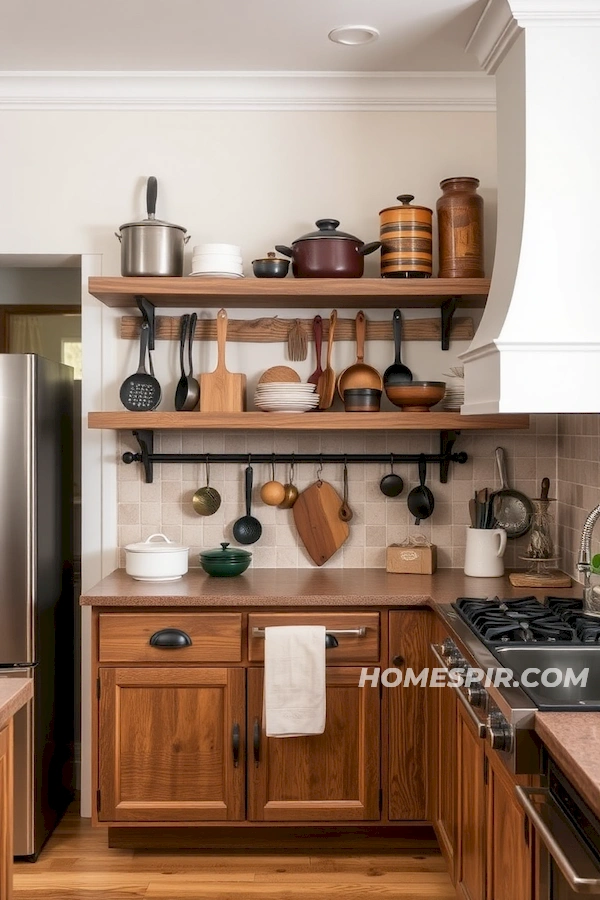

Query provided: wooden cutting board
[200,309,247,412]
[293,481,349,566]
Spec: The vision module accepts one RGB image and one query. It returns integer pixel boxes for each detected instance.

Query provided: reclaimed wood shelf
[88,411,529,432]
[89,276,490,309]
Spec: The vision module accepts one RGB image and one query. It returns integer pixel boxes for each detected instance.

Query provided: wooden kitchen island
[0,678,32,900]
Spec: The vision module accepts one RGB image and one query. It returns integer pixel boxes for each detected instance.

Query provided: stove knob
[466,685,487,708]
[487,712,513,753]
[441,639,464,667]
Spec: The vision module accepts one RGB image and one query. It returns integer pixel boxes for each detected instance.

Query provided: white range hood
[461,0,600,413]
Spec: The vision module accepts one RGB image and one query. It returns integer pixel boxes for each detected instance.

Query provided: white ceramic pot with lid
[124,533,189,582]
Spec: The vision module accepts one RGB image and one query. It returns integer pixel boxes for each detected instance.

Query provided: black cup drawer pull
[149,628,192,648]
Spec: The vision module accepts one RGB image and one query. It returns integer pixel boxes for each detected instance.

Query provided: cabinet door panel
[98,667,245,822]
[247,667,379,822]
[388,610,431,820]
[486,751,533,900]
[457,701,486,900]
[0,722,12,900]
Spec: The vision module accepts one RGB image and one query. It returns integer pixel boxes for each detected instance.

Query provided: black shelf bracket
[123,430,155,483]
[439,430,466,483]
[121,429,468,485]
[440,296,460,351]
[135,296,156,350]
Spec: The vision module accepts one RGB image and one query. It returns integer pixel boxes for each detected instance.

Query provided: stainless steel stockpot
[116,176,190,277]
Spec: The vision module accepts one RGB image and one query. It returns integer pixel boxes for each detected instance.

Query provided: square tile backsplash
[556,414,600,579]
[117,414,564,571]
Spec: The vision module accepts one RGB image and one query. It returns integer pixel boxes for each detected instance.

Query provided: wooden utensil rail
[122,430,467,484]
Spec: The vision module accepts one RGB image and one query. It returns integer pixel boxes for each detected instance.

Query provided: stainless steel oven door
[516,787,600,896]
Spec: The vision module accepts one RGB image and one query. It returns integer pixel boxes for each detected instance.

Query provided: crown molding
[0,71,495,111]
[467,0,600,73]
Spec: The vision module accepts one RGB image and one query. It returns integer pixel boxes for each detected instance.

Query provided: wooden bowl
[384,381,446,411]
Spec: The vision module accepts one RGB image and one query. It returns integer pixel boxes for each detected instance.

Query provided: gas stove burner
[453,595,581,644]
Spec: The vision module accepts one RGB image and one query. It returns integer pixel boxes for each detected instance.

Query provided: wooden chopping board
[200,308,246,412]
[293,481,349,566]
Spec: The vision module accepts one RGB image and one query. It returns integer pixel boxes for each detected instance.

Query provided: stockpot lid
[293,219,363,243]
[379,194,433,215]
[125,533,190,554]
[119,215,187,233]
[199,542,252,561]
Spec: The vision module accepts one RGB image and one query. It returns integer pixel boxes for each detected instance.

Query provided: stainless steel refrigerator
[0,354,74,859]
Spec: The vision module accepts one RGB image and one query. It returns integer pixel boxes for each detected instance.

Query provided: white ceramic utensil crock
[124,533,189,582]
[464,527,507,578]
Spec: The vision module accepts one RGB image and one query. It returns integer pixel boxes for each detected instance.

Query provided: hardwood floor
[14,807,455,899]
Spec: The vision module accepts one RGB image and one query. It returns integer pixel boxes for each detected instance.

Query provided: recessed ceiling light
[328,25,380,46]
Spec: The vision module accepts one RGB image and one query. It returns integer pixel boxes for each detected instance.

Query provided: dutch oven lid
[200,542,253,561]
[125,533,189,554]
[119,175,187,233]
[379,194,433,215]
[294,218,362,243]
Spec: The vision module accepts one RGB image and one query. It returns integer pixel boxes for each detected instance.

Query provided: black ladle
[232,465,262,545]
[380,455,404,497]
[383,309,413,386]
[175,313,200,411]
[407,455,435,525]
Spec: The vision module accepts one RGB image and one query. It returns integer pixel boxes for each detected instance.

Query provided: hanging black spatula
[119,321,161,410]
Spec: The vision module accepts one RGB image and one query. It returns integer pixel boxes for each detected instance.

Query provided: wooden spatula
[317,309,337,409]
[200,309,247,412]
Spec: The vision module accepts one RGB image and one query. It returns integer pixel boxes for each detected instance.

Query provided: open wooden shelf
[88,411,529,432]
[88,277,490,309]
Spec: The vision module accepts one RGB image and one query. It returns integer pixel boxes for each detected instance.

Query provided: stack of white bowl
[442,366,465,410]
[190,243,244,278]
[254,382,320,414]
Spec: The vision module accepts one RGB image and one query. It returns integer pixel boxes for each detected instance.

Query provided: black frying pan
[407,455,435,525]
[491,446,533,538]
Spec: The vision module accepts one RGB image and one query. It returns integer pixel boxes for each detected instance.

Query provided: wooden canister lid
[379,194,433,215]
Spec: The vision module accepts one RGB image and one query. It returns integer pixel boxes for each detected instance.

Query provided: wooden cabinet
[456,695,487,900]
[0,722,13,900]
[429,621,459,879]
[485,749,532,900]
[247,667,380,822]
[387,609,432,820]
[97,667,245,822]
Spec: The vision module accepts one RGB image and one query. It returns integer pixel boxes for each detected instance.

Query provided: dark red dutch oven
[276,219,380,278]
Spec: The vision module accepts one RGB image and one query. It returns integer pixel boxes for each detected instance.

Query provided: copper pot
[379,194,432,278]
[276,219,380,278]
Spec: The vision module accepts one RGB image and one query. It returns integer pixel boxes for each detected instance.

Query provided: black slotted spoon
[119,321,161,410]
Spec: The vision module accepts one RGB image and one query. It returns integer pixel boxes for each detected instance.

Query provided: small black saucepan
[380,455,404,497]
[407,455,435,525]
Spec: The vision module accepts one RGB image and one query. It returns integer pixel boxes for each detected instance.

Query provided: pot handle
[146,176,157,219]
[275,245,292,258]
[184,234,191,244]
[358,241,381,257]
[145,533,173,545]
[114,232,122,243]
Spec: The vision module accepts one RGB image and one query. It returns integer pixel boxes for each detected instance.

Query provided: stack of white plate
[190,243,243,278]
[255,382,320,414]
[443,385,465,411]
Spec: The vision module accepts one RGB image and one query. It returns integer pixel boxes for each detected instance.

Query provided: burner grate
[454,596,581,644]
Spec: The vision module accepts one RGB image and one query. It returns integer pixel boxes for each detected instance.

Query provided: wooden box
[386,543,437,575]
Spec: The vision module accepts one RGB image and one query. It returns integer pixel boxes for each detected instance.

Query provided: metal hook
[290,453,295,484]
[205,457,210,486]
[271,453,276,482]
[317,455,324,485]
[390,452,394,473]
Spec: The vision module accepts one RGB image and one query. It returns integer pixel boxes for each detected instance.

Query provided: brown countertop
[0,677,32,731]
[81,567,580,608]
[535,713,600,819]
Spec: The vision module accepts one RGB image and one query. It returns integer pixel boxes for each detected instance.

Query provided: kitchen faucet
[577,503,600,616]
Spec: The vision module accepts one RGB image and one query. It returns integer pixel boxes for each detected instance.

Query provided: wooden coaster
[509,571,572,588]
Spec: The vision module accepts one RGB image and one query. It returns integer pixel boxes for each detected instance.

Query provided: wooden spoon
[317,309,337,409]
[307,316,323,386]
[337,310,383,401]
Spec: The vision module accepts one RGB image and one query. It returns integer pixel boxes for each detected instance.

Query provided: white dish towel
[264,625,326,737]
